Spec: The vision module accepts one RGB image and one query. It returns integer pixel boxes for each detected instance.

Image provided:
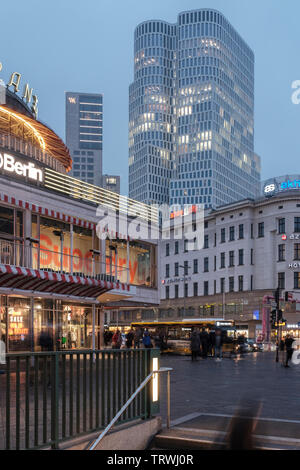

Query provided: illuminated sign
[263,182,277,197]
[263,178,300,198]
[0,153,43,182]
[0,62,38,117]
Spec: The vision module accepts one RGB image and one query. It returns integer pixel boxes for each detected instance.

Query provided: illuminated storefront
[0,67,159,351]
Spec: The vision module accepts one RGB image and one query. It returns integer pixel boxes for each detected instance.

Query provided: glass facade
[129,9,261,208]
[105,239,157,288]
[128,21,177,204]
[0,295,99,352]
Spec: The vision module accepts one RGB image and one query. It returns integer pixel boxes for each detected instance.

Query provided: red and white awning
[0,192,95,230]
[0,264,130,299]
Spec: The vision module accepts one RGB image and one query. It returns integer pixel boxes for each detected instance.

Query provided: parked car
[247,338,263,352]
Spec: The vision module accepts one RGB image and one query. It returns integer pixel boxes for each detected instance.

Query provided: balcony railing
[0,239,129,282]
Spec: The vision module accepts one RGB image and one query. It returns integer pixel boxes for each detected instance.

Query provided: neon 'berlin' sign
[0,153,43,182]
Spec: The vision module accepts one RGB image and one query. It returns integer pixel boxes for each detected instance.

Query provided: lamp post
[179,263,190,318]
[53,230,64,272]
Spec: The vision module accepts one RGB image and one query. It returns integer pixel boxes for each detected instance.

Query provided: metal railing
[0,348,159,450]
[87,366,172,450]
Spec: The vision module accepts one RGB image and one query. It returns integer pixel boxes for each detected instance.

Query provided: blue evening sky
[1,0,299,194]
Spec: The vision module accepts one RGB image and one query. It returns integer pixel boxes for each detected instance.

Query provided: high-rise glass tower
[129,9,261,208]
[128,21,177,204]
[66,92,103,186]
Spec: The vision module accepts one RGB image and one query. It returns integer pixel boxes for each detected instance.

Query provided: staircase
[150,413,300,450]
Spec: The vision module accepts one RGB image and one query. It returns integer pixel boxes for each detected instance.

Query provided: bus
[131,319,236,355]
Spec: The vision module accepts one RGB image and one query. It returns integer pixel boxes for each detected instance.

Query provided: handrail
[87,367,173,450]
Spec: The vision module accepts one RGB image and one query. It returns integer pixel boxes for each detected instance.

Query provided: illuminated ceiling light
[0,105,46,150]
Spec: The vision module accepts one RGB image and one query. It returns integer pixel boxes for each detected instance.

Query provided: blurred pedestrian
[39,327,53,351]
[200,327,209,358]
[190,330,200,361]
[126,328,134,349]
[134,328,142,349]
[284,334,295,368]
[112,329,122,349]
[214,328,223,361]
[142,329,152,349]
[208,330,215,357]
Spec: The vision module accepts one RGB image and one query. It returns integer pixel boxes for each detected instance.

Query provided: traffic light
[278,310,283,321]
[285,291,289,302]
[270,310,276,323]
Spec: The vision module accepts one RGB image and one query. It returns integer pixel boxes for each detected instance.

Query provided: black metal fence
[0,348,159,450]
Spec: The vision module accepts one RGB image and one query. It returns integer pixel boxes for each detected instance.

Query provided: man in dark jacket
[200,328,209,358]
[285,334,295,368]
[126,329,134,349]
[190,330,200,361]
[39,328,53,351]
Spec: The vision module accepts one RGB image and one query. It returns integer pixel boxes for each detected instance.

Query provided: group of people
[108,328,153,350]
[191,327,223,362]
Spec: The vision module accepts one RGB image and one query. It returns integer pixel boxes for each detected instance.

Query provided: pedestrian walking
[142,329,152,349]
[190,330,200,361]
[126,328,134,349]
[208,330,215,357]
[134,328,142,349]
[112,329,122,349]
[39,327,53,351]
[200,327,209,358]
[214,328,223,361]
[284,334,295,368]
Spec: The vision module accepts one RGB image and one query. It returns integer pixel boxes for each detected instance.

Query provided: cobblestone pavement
[159,352,300,423]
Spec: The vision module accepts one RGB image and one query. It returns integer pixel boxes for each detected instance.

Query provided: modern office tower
[128,21,177,205]
[102,174,121,194]
[129,9,261,208]
[66,92,103,186]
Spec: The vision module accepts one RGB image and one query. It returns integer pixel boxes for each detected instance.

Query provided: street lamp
[179,263,190,318]
[53,230,64,272]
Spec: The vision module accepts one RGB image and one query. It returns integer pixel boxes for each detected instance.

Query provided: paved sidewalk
[159,352,300,423]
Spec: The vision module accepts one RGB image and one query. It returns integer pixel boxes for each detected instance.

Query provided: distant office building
[129,9,261,208]
[102,174,120,194]
[66,92,103,186]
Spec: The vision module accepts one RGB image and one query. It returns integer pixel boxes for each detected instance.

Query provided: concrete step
[153,426,300,450]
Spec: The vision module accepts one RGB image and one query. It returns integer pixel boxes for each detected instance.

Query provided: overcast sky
[1,0,300,194]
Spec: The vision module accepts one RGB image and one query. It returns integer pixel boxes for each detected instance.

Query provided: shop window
[106,240,156,288]
[7,297,31,352]
[0,206,24,265]
[32,216,94,276]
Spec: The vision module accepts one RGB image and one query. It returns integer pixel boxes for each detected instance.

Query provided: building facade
[66,92,103,187]
[159,189,300,338]
[129,9,261,208]
[102,174,120,194]
[0,79,159,352]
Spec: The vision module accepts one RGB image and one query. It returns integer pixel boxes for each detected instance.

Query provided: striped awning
[0,264,130,299]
